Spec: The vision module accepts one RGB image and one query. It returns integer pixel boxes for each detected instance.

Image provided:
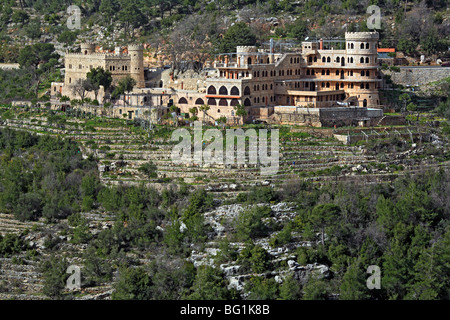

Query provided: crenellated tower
[128,44,145,88]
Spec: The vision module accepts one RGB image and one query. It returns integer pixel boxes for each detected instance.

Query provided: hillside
[1,0,449,65]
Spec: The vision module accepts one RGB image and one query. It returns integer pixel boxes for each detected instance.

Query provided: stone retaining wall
[382,67,450,86]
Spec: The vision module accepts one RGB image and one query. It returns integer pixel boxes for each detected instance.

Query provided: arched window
[327,57,331,62]
[351,43,354,49]
[361,71,365,76]
[322,70,325,75]
[326,82,330,88]
[336,70,339,76]
[178,97,188,104]
[360,84,365,89]
[244,86,250,95]
[208,98,217,105]
[365,57,369,63]
[366,83,370,89]
[340,83,344,88]
[247,57,252,65]
[219,98,228,106]
[306,69,310,75]
[337,57,340,63]
[230,86,240,96]
[207,86,216,95]
[350,57,354,63]
[314,57,317,62]
[366,43,369,49]
[322,57,326,62]
[309,56,312,63]
[244,98,251,106]
[360,57,364,63]
[230,99,239,106]
[326,70,330,75]
[195,98,204,105]
[219,86,228,95]
[360,43,365,49]
[366,71,370,77]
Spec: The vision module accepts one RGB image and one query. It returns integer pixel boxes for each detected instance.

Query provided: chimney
[319,39,323,50]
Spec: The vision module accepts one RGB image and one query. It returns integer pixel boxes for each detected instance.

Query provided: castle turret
[345,32,380,107]
[80,43,96,55]
[128,44,145,88]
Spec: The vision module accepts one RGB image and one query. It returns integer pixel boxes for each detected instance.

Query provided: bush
[233,206,272,241]
[0,234,24,257]
[40,257,70,300]
[14,192,42,221]
[269,224,292,247]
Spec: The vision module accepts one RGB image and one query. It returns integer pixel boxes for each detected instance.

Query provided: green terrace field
[1,106,449,200]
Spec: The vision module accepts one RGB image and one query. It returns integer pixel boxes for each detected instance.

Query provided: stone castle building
[52,32,384,127]
[52,43,145,100]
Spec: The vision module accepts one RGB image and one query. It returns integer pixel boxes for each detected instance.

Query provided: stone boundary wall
[382,67,450,86]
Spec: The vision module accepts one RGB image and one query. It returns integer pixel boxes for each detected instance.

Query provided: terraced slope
[0,209,117,300]
[2,116,448,199]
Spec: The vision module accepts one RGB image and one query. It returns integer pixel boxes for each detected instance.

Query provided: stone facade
[53,32,384,127]
[172,32,383,125]
[53,43,145,101]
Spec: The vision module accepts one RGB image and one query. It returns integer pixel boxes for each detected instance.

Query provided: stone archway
[195,98,205,105]
[207,86,217,95]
